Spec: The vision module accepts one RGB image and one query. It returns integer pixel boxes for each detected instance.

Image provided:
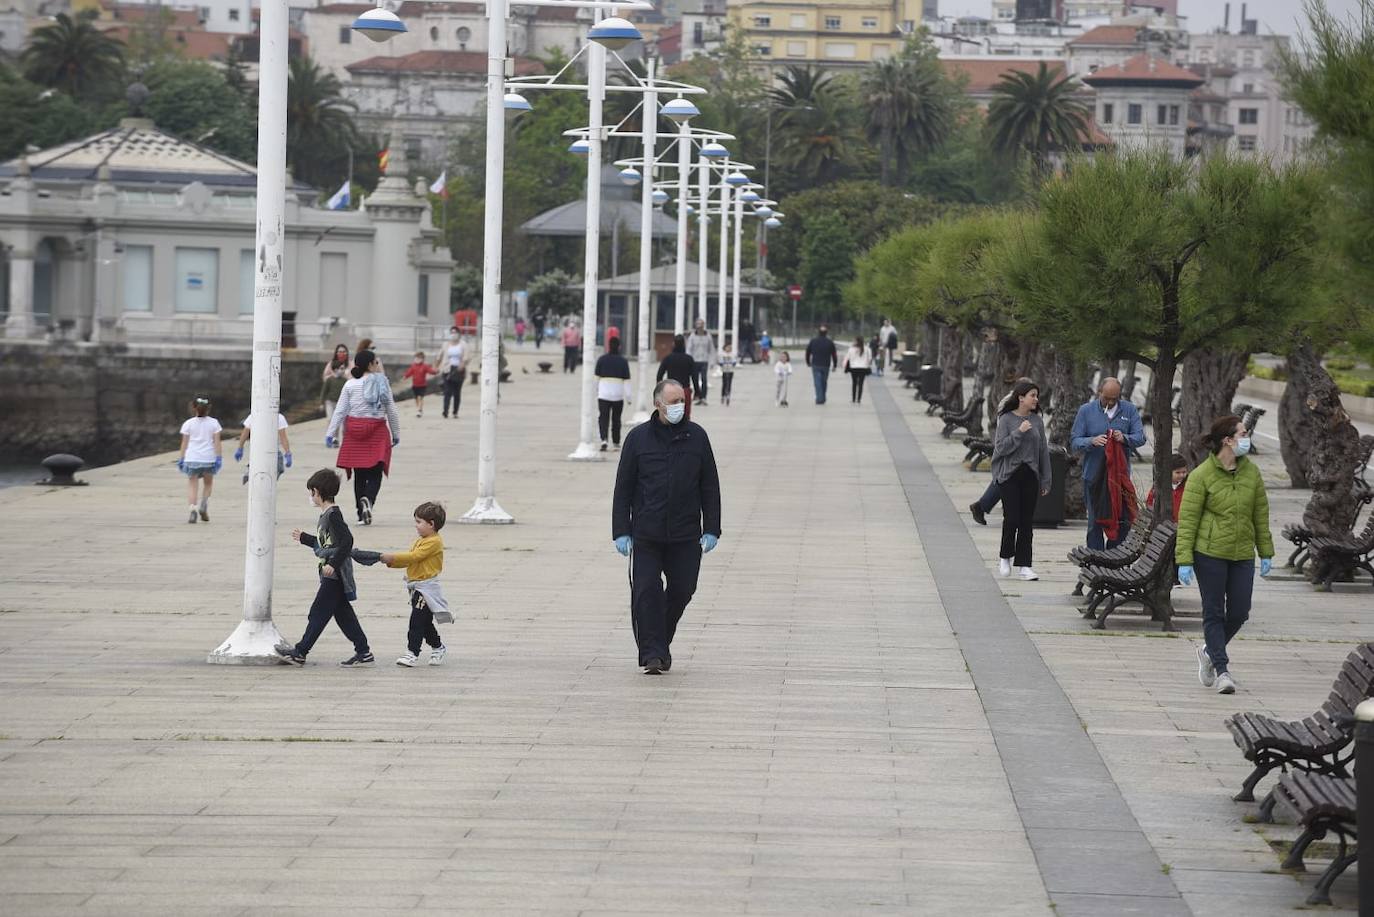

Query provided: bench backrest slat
[1320,643,1374,721]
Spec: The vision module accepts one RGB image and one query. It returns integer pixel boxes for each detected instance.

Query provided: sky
[936,0,1366,36]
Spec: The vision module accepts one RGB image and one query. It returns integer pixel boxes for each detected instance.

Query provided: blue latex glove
[283,452,293,469]
[1260,558,1273,577]
[176,458,185,472]
[1178,565,1194,586]
[325,435,336,448]
[233,446,244,462]
[392,437,400,447]
[614,535,633,556]
[700,533,718,553]
[213,457,223,473]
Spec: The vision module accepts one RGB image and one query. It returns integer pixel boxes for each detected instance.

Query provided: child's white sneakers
[429,645,447,666]
[395,652,418,667]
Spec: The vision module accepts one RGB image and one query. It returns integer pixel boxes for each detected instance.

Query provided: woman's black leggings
[850,368,870,403]
[353,462,385,518]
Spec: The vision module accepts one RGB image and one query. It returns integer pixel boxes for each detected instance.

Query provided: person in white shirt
[235,412,292,484]
[177,396,222,524]
[718,343,738,406]
[594,336,632,450]
[439,328,467,419]
[774,351,792,407]
[845,336,873,404]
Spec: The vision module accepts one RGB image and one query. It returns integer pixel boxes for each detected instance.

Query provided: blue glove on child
[700,533,718,553]
[1260,558,1273,577]
[213,457,223,473]
[1178,565,1194,586]
[233,447,243,462]
[284,451,292,469]
[614,535,633,556]
[176,458,185,472]
[325,435,336,448]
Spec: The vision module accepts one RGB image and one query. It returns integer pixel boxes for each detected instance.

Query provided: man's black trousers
[630,538,701,666]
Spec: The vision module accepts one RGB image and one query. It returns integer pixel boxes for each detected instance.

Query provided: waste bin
[917,366,943,400]
[1033,446,1069,527]
[281,312,297,350]
[899,351,921,381]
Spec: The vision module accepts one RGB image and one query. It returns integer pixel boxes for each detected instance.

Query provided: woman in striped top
[325,349,400,525]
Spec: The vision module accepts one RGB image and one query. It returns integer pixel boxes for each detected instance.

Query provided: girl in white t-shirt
[178,396,223,524]
[774,351,792,407]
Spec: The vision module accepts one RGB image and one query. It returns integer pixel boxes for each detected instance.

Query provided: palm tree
[768,65,861,188]
[20,11,125,99]
[985,62,1091,180]
[862,56,955,187]
[286,56,359,189]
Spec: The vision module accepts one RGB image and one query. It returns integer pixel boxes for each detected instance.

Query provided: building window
[1237,134,1257,152]
[1169,104,1179,125]
[1242,50,1256,67]
[861,16,877,28]
[790,12,806,27]
[753,42,772,55]
[429,25,439,40]
[1238,108,1259,124]
[238,249,254,313]
[174,247,219,313]
[752,14,770,28]
[228,8,239,20]
[1198,48,1211,62]
[1157,104,1167,125]
[339,25,352,43]
[1127,103,1142,125]
[457,26,471,42]
[418,274,430,316]
[786,40,806,55]
[122,245,153,311]
[900,19,914,32]
[824,41,855,58]
[1242,82,1255,94]
[872,43,890,58]
[1101,103,1113,124]
[824,16,841,30]
[405,135,422,164]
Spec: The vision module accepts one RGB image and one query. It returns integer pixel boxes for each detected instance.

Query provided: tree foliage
[142,60,256,162]
[985,62,1091,180]
[20,11,125,100]
[286,56,358,190]
[0,67,103,160]
[860,36,960,187]
[526,269,581,317]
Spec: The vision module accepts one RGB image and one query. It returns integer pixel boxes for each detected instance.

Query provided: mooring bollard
[36,454,87,487]
[1356,697,1374,915]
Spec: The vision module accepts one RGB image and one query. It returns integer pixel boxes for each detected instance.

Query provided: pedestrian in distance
[321,344,349,424]
[235,411,291,485]
[804,325,838,405]
[177,395,222,524]
[759,329,772,364]
[595,335,632,451]
[276,468,374,667]
[870,330,884,377]
[774,350,792,406]
[402,351,438,418]
[845,335,872,404]
[880,318,899,372]
[515,317,527,346]
[686,318,715,406]
[532,310,546,350]
[657,334,697,422]
[354,501,451,668]
[1071,377,1147,549]
[991,380,1052,582]
[439,328,467,419]
[718,342,737,406]
[1177,415,1274,696]
[325,348,400,526]
[612,380,723,675]
[562,321,582,373]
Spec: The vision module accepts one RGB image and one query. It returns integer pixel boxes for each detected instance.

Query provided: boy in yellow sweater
[377,501,450,667]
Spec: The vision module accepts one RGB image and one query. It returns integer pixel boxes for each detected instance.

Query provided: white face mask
[664,403,686,424]
[1235,437,1252,456]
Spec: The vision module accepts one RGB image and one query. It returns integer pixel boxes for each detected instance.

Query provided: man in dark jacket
[656,334,697,421]
[612,380,722,675]
[804,325,839,405]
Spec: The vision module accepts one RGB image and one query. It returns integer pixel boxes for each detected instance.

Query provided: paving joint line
[870,379,1191,917]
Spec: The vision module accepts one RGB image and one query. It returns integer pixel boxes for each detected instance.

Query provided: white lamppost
[664,100,697,335]
[207,0,326,663]
[717,169,749,354]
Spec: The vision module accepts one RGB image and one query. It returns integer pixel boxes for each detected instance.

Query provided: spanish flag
[378,148,389,174]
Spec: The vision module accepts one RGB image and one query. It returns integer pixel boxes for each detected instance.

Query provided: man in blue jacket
[612,380,722,675]
[1070,376,1146,549]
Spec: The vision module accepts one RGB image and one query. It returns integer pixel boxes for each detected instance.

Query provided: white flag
[429,170,448,197]
[325,181,351,211]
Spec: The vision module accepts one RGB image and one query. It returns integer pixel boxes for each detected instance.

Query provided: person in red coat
[1146,453,1189,522]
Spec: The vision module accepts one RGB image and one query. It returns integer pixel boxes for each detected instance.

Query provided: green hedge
[1250,362,1374,398]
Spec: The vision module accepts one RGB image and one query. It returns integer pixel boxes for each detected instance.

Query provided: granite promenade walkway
[0,354,1046,915]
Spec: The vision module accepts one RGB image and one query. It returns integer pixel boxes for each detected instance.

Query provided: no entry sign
[787,285,803,301]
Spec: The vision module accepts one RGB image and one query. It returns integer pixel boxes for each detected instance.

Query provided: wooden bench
[962,437,993,472]
[1282,477,1372,573]
[1077,521,1177,630]
[1309,513,1374,591]
[1273,771,1358,906]
[1225,643,1374,807]
[939,399,983,440]
[1067,511,1153,596]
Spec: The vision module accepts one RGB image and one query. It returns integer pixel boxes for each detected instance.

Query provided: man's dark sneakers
[642,658,665,675]
[275,644,305,665]
[339,652,375,667]
[662,656,672,672]
[970,503,987,526]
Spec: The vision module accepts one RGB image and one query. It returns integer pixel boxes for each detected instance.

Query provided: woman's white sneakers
[1197,646,1216,687]
[998,558,1012,577]
[1018,567,1039,581]
[1216,672,1237,694]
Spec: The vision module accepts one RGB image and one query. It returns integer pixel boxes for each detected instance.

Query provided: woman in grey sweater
[990,379,1053,581]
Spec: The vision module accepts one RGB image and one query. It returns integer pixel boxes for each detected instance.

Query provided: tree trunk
[1290,344,1364,586]
[1045,350,1093,520]
[970,330,994,406]
[1179,348,1250,467]
[1101,358,1120,384]
[1120,358,1139,401]
[938,323,964,413]
[1145,344,1179,625]
[983,331,1006,437]
[1278,361,1313,489]
[921,320,940,365]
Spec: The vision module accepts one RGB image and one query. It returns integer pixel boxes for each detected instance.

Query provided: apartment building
[1081,53,1202,158]
[729,0,911,67]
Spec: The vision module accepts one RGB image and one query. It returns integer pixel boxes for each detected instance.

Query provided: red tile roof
[942,58,1068,94]
[1082,54,1205,87]
[347,50,545,76]
[1069,25,1141,46]
[99,24,235,60]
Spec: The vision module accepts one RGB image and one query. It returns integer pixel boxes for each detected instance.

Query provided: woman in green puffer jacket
[1175,414,1275,696]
